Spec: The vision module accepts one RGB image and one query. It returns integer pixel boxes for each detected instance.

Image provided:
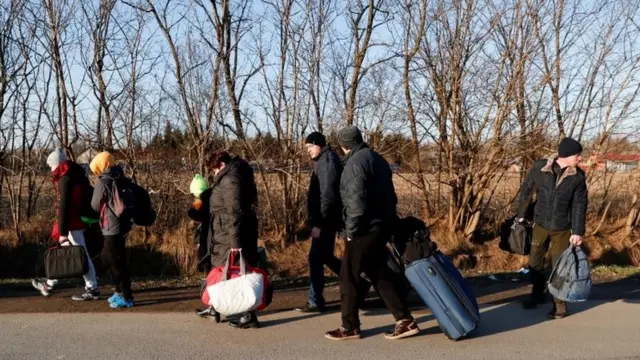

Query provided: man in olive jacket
[516,137,588,319]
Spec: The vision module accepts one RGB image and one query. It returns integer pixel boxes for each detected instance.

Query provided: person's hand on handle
[311,227,321,239]
[570,235,583,246]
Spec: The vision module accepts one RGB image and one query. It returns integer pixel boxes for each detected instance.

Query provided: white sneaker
[31,279,52,297]
[71,288,101,301]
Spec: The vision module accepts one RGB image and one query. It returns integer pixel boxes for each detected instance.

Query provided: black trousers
[308,228,342,307]
[101,234,132,300]
[340,227,411,330]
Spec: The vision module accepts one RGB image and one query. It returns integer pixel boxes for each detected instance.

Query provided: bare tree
[42,0,79,152]
[80,0,117,148]
[400,0,430,218]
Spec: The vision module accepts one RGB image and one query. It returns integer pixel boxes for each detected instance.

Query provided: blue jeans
[308,229,341,308]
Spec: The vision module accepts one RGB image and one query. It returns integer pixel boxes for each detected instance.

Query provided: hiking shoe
[325,327,361,341]
[548,301,568,320]
[384,317,420,340]
[110,296,135,309]
[72,288,101,301]
[522,293,546,310]
[108,292,123,304]
[31,279,52,297]
[295,302,325,313]
[228,313,260,329]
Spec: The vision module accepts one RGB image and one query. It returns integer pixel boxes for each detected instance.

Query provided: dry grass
[2,170,640,279]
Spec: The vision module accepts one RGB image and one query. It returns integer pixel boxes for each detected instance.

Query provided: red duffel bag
[201,249,273,312]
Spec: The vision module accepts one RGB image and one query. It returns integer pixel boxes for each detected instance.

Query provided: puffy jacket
[91,165,133,236]
[340,143,398,240]
[307,146,343,230]
[188,187,213,266]
[208,156,259,267]
[517,155,588,236]
[52,161,89,238]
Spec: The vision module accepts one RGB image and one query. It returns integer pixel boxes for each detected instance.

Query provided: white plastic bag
[206,249,265,315]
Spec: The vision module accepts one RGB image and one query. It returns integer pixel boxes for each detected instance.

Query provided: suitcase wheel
[441,327,459,341]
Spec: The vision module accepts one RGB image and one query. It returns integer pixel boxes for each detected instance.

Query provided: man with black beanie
[516,137,588,319]
[325,126,419,341]
[295,131,344,313]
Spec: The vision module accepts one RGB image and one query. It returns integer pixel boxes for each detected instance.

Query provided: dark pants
[101,234,132,300]
[340,227,411,330]
[529,224,571,298]
[308,229,342,307]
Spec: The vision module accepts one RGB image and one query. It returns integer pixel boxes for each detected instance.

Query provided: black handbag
[44,240,89,279]
[499,171,541,255]
[499,218,532,255]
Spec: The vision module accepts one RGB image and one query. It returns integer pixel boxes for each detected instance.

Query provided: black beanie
[305,132,326,147]
[558,137,583,158]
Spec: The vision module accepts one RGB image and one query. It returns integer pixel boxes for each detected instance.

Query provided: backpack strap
[571,245,582,279]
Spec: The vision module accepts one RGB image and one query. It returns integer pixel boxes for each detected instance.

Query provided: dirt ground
[1,271,638,315]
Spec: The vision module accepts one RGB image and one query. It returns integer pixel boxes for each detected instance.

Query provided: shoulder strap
[517,166,542,217]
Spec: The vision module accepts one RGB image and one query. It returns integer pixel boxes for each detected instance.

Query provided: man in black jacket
[296,132,343,313]
[517,137,588,319]
[325,126,419,341]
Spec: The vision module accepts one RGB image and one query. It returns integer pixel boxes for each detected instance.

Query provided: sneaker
[110,296,135,309]
[384,317,420,340]
[228,313,260,329]
[108,293,123,304]
[31,279,52,297]
[325,327,361,341]
[72,288,101,301]
[294,302,324,313]
[195,306,222,323]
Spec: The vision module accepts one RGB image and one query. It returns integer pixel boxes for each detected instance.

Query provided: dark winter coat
[188,187,213,267]
[517,155,588,236]
[340,143,398,240]
[208,156,259,267]
[307,146,343,231]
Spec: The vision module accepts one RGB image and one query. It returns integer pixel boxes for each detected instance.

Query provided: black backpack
[112,177,156,227]
[393,216,438,264]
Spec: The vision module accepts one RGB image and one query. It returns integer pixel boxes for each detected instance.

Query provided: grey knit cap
[337,126,364,149]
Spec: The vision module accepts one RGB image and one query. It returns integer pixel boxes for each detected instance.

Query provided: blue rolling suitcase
[404,251,479,340]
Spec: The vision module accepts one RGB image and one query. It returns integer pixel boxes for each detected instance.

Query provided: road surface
[1,299,639,360]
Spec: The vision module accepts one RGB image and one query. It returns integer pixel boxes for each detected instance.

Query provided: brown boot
[548,299,568,319]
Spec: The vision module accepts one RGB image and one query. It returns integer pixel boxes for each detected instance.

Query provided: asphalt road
[1,299,639,360]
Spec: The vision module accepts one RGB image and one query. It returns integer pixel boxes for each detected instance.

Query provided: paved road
[1,299,639,360]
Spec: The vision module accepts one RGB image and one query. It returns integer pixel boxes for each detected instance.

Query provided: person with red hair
[205,150,260,329]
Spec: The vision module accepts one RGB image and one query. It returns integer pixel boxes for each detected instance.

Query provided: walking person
[325,126,420,341]
[32,149,100,301]
[206,150,261,329]
[295,132,344,313]
[90,151,135,309]
[188,175,218,318]
[516,137,588,319]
